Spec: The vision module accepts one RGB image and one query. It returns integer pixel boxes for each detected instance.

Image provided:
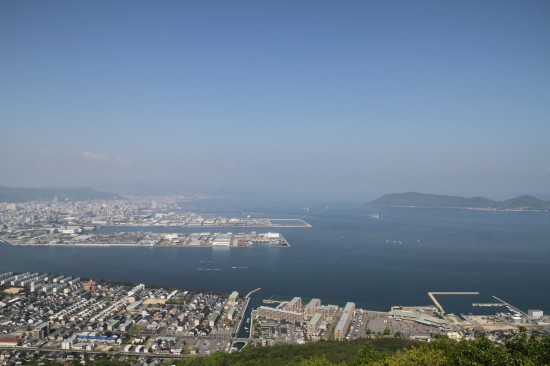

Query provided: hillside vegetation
[173,330,550,366]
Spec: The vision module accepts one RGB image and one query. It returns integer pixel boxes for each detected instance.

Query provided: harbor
[1,231,292,248]
[428,292,480,315]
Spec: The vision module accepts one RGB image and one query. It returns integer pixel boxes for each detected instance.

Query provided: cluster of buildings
[0,197,299,248]
[0,197,285,233]
[1,269,548,365]
[255,296,355,342]
[252,294,550,346]
[0,229,289,248]
[0,271,248,365]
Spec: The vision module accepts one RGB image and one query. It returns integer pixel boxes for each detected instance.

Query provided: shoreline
[100,219,312,229]
[0,239,291,248]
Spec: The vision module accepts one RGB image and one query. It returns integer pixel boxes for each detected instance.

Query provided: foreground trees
[174,329,550,366]
[303,329,550,366]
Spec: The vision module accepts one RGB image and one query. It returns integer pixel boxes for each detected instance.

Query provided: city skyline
[1,1,549,200]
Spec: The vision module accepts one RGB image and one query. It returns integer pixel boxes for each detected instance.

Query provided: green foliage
[174,330,550,366]
[299,356,334,366]
[371,345,447,366]
[345,343,386,366]
[174,339,415,366]
[430,330,549,366]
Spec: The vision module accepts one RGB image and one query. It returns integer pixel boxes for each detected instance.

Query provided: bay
[1,201,549,315]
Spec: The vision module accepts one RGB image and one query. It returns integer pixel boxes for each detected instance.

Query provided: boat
[246,317,250,324]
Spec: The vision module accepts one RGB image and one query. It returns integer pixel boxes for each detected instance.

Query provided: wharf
[492,295,527,316]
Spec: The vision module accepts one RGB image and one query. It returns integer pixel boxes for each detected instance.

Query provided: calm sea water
[1,200,549,315]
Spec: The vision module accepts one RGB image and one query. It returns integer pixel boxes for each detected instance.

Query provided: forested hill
[0,186,125,203]
[366,192,550,210]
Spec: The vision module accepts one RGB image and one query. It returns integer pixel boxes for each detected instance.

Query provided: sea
[1,198,549,318]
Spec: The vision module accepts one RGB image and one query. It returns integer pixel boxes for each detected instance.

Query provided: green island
[366,192,550,211]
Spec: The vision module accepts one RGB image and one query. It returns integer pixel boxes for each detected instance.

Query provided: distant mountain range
[366,192,550,210]
[0,186,125,203]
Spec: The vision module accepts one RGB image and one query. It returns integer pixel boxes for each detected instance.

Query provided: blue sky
[1,0,549,199]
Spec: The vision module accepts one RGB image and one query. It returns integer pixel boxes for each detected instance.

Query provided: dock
[492,295,527,316]
[428,292,480,315]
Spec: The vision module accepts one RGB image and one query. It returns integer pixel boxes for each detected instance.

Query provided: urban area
[0,198,308,248]
[0,271,549,366]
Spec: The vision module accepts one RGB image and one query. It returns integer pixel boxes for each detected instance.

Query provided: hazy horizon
[2,1,549,201]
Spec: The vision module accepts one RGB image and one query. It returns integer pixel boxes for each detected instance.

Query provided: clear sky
[1,0,549,200]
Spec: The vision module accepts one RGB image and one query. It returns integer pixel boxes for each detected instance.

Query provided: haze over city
[1,0,549,200]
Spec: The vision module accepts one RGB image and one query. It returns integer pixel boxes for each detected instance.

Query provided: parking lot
[345,310,450,340]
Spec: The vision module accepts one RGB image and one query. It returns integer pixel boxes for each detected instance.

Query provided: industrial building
[212,234,231,246]
[389,308,453,330]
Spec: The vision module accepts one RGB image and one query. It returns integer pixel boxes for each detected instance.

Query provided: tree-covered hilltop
[366,192,550,210]
[172,330,550,366]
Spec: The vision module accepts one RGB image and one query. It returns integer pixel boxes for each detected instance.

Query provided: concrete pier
[492,295,527,316]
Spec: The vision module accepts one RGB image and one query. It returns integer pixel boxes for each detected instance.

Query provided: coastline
[0,237,292,248]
